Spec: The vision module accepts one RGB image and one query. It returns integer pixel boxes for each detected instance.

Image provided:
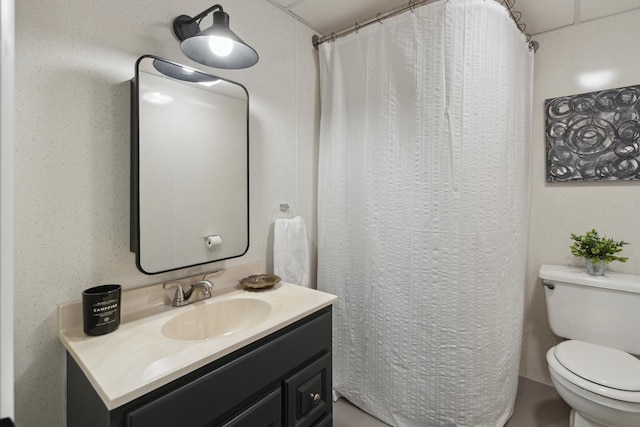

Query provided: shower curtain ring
[376,13,383,24]
[355,22,360,33]
[330,32,336,42]
[409,0,415,13]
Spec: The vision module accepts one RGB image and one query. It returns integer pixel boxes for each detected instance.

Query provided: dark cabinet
[284,353,331,427]
[67,307,332,427]
[221,389,282,427]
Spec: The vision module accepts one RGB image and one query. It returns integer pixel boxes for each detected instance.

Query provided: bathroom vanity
[59,264,336,427]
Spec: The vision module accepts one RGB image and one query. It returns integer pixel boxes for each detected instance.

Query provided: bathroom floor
[333,376,570,427]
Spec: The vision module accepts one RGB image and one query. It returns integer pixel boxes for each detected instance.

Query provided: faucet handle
[203,271,220,282]
[163,282,185,304]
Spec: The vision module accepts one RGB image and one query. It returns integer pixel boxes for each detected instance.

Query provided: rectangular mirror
[131,55,249,274]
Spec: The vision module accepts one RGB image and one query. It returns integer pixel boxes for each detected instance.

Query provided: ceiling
[266,0,640,38]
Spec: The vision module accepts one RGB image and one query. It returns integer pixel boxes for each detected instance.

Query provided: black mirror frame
[130,55,250,275]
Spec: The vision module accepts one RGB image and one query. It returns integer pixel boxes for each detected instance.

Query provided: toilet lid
[555,340,640,391]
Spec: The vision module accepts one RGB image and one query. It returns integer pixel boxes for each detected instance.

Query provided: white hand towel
[274,216,310,288]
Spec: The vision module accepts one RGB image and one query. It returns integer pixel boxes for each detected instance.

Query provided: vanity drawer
[314,414,332,427]
[221,388,281,427]
[284,353,331,427]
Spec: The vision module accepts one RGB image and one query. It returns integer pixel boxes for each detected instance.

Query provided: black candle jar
[82,284,122,336]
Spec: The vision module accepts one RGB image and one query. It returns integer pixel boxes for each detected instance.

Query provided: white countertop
[58,262,337,410]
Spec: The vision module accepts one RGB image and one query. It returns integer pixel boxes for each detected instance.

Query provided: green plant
[570,229,629,264]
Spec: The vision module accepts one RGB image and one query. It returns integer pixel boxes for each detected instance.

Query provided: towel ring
[272,203,294,221]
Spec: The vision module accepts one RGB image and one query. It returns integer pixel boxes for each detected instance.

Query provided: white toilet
[540,264,640,427]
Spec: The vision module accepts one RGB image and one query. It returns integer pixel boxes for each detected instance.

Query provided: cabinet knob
[310,393,321,404]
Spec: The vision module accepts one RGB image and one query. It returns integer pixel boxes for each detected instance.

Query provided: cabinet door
[220,389,282,427]
[313,415,332,427]
[284,353,331,427]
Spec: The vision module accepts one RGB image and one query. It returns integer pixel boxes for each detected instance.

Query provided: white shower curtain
[317,1,533,426]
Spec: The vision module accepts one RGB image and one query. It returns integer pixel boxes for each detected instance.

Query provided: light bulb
[208,36,233,57]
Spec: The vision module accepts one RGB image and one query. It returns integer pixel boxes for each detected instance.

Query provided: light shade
[152,59,220,84]
[173,8,259,70]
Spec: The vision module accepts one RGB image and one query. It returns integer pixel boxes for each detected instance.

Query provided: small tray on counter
[240,274,281,289]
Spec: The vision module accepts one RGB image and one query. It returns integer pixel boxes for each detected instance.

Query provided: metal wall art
[545,85,640,182]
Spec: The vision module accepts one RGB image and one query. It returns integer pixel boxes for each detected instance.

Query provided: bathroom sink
[161,298,272,341]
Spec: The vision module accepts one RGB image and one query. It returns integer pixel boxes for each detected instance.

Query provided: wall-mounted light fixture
[173,4,259,69]
[152,59,221,85]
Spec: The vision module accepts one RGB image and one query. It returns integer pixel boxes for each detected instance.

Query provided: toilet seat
[555,340,640,391]
[548,341,640,403]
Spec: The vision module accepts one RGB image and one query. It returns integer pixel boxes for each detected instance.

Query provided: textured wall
[521,8,640,384]
[14,1,319,425]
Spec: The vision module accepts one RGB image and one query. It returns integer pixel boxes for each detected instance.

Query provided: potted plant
[570,229,629,276]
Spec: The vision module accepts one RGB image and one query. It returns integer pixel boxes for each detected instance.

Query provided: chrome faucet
[164,280,213,307]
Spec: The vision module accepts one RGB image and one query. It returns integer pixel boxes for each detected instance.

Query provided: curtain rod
[311,0,538,52]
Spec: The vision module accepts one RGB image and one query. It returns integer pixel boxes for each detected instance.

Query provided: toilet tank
[539,264,640,355]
